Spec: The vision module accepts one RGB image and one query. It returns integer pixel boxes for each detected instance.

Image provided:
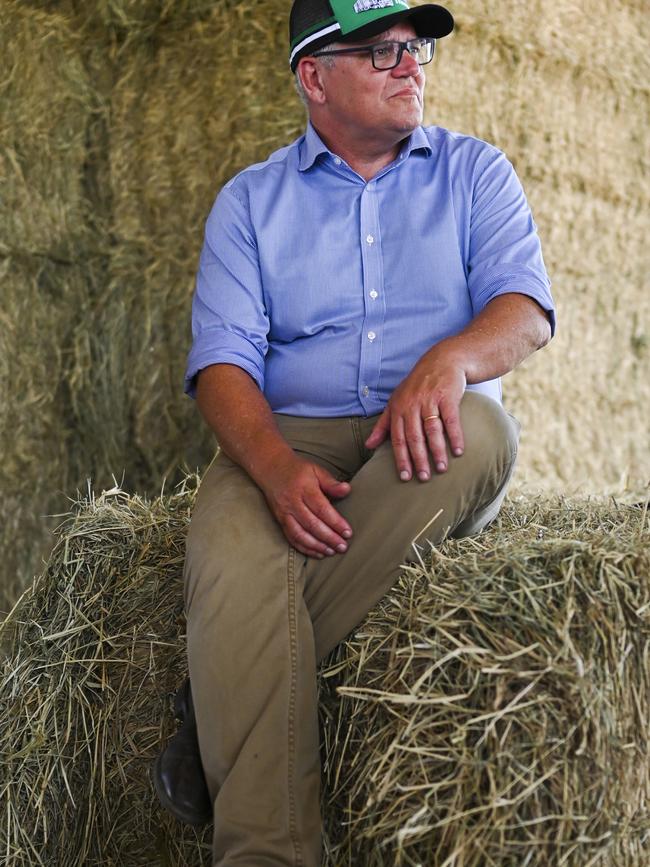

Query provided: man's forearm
[196,364,294,488]
[424,292,552,383]
[365,291,552,479]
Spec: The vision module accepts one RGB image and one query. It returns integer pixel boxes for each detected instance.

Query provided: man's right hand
[196,364,353,560]
[258,454,353,560]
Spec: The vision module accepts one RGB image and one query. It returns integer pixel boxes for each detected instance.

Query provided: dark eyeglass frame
[311,37,435,71]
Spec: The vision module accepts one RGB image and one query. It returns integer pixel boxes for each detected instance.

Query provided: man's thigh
[340,391,519,551]
[183,414,366,614]
[303,392,520,659]
[183,451,286,615]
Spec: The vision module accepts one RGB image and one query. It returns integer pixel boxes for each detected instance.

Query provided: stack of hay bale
[1,0,648,611]
[0,0,304,609]
[0,485,647,864]
[1,0,648,862]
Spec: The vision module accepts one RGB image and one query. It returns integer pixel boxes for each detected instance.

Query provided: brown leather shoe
[151,678,212,826]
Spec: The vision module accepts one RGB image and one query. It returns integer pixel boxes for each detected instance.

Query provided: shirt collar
[298,123,331,171]
[298,121,433,172]
[398,124,433,160]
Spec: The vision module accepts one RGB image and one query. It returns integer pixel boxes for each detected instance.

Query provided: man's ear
[297,58,328,105]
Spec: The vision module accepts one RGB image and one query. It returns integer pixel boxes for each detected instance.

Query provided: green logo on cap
[329,0,409,36]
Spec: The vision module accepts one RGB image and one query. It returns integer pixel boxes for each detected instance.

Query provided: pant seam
[286,546,303,866]
[350,417,367,462]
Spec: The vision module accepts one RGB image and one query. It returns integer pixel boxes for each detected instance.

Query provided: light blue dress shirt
[185,123,555,416]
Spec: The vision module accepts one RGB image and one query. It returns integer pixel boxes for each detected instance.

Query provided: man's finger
[309,493,353,542]
[297,548,324,560]
[297,499,350,552]
[404,412,432,481]
[314,467,352,503]
[390,415,414,481]
[422,411,448,472]
[439,400,465,457]
[284,514,335,557]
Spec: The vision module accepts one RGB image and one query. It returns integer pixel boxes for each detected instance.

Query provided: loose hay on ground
[0,486,647,865]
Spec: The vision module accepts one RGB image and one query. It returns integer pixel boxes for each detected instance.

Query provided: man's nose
[392,46,420,76]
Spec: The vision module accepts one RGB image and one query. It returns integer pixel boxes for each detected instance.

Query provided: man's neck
[311,122,410,182]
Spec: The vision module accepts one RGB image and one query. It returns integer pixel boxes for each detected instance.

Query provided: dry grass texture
[0,0,303,610]
[0,486,647,865]
[428,1,650,495]
[1,0,648,609]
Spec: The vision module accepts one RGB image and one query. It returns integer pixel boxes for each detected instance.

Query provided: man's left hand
[364,354,466,481]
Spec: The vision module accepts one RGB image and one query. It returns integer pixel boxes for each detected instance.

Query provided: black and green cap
[289,0,454,72]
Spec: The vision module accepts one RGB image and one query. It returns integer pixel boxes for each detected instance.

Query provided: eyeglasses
[312,37,435,71]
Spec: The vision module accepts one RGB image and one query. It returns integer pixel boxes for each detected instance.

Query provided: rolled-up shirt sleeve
[184,185,269,398]
[467,150,556,335]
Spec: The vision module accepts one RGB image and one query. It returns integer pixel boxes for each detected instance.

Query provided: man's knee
[443,392,520,539]
[459,391,520,472]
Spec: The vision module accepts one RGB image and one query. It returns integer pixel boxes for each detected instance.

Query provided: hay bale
[0,253,105,609]
[17,0,215,34]
[0,2,109,611]
[84,0,217,36]
[0,481,205,866]
[0,2,98,258]
[428,0,650,495]
[2,0,648,616]
[0,0,302,611]
[1,485,647,865]
[319,496,650,864]
[103,0,304,481]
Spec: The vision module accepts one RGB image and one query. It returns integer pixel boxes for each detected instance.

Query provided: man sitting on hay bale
[152,0,555,863]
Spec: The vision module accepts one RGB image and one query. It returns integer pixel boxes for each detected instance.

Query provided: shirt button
[367,331,376,341]
[362,385,370,397]
[367,182,374,190]
[333,156,342,165]
[369,290,378,300]
[366,234,374,245]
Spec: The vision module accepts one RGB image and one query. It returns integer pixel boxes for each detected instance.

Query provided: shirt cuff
[471,265,556,336]
[184,328,266,398]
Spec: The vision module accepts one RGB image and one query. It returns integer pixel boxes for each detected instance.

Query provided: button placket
[357,181,385,412]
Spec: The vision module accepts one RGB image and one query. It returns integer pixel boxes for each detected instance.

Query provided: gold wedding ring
[423,414,440,421]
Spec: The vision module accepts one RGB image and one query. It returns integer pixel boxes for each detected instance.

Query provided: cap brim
[339,4,454,43]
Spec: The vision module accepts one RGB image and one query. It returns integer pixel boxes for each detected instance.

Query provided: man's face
[315,22,426,141]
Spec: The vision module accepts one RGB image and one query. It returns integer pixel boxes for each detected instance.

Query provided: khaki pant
[184,392,520,866]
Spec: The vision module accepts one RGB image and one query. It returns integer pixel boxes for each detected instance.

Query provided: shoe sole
[151,755,212,827]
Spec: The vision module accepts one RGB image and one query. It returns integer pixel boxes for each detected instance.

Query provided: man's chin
[392,114,422,134]
[392,102,423,126]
